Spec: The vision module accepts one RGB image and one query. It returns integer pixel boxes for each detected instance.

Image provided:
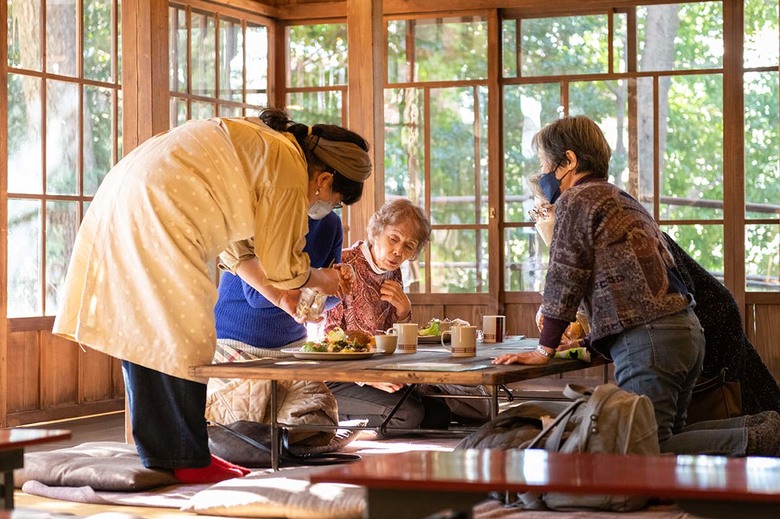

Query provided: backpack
[458,383,659,512]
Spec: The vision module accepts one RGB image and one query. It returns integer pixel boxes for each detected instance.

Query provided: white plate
[280,347,376,361]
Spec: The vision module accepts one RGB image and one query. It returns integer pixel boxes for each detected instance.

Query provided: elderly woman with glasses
[53,107,372,482]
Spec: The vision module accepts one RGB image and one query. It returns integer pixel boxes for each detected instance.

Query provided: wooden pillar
[0,0,8,428]
[122,0,170,151]
[347,0,384,244]
[722,0,745,315]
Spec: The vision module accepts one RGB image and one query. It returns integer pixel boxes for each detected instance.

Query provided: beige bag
[520,384,659,512]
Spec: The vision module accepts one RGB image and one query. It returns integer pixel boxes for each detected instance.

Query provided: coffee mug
[482,315,506,343]
[374,334,398,355]
[386,323,418,354]
[441,325,477,358]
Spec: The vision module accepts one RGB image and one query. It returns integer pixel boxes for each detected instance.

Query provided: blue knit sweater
[214,212,343,348]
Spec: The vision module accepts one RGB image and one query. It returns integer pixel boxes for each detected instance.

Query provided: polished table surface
[190,337,606,385]
[310,448,780,502]
[0,429,71,451]
[310,449,780,519]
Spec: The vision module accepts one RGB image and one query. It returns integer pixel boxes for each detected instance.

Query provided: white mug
[441,325,477,358]
[482,315,506,343]
[386,323,418,354]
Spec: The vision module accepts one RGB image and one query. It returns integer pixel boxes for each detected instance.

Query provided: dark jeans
[122,360,210,469]
[327,382,451,433]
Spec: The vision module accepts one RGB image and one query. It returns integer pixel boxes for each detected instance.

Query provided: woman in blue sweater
[206,212,344,449]
[214,211,343,354]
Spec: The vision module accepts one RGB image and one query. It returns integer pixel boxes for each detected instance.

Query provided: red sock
[211,454,251,475]
[174,458,244,484]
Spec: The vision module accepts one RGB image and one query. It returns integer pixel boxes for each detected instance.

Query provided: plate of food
[417,318,451,344]
[282,328,377,361]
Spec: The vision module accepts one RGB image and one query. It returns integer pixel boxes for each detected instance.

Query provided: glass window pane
[660,74,723,220]
[613,12,627,73]
[430,229,488,293]
[170,97,188,127]
[46,0,78,76]
[219,104,242,117]
[503,83,562,223]
[191,100,215,120]
[288,24,348,88]
[384,88,425,207]
[412,17,488,82]
[569,80,629,193]
[430,87,487,225]
[662,224,724,281]
[7,73,42,194]
[45,201,80,315]
[744,0,779,68]
[505,227,549,292]
[219,17,243,102]
[745,71,780,219]
[8,0,42,70]
[246,23,268,101]
[521,15,609,77]
[46,79,80,195]
[8,199,42,317]
[387,20,409,83]
[169,5,188,93]
[746,224,780,291]
[636,77,656,215]
[191,11,216,98]
[502,18,517,78]
[286,91,342,125]
[84,85,115,195]
[246,93,267,111]
[637,3,723,72]
[84,0,114,82]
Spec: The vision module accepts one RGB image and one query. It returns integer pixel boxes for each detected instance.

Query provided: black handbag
[207,420,360,468]
[686,368,743,425]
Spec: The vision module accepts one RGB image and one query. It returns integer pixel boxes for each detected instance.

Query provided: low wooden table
[0,428,71,510]
[191,337,607,469]
[309,449,780,519]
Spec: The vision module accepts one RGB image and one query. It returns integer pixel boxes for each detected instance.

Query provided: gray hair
[367,199,431,259]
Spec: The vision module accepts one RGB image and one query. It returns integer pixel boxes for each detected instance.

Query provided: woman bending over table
[493,115,780,457]
[53,107,372,482]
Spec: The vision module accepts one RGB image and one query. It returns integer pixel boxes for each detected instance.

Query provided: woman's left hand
[380,280,411,319]
[492,351,550,365]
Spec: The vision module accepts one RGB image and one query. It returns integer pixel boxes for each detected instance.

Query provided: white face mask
[308,200,333,220]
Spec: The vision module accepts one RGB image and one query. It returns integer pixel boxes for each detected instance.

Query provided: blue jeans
[122,361,210,469]
[610,308,748,456]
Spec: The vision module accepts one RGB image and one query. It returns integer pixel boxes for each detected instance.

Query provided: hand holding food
[335,263,356,297]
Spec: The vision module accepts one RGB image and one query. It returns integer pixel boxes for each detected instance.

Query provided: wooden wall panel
[746,304,780,381]
[80,345,118,402]
[40,332,79,409]
[6,331,41,413]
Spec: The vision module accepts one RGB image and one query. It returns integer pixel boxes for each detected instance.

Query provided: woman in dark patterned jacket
[494,115,780,456]
[664,234,780,415]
